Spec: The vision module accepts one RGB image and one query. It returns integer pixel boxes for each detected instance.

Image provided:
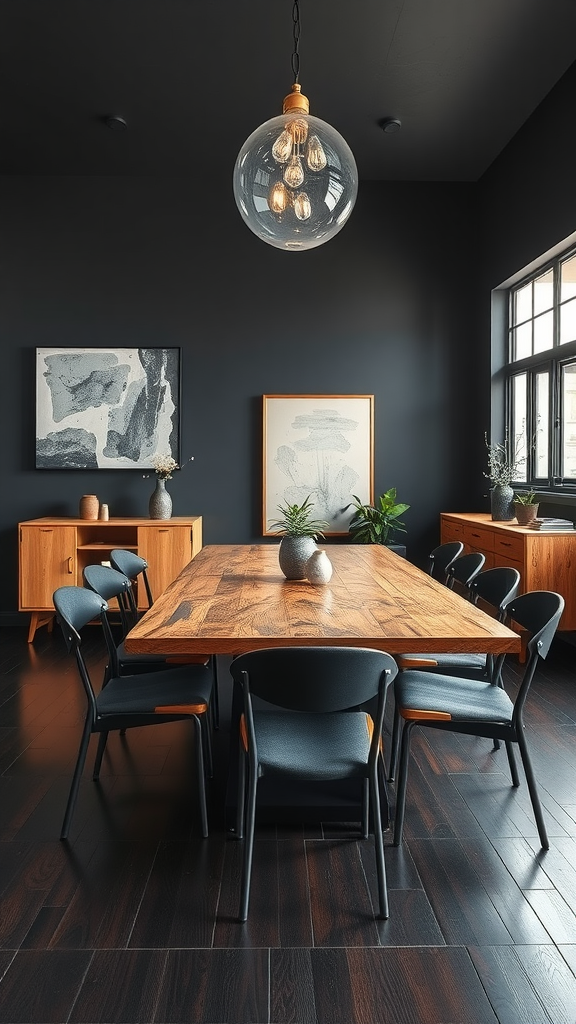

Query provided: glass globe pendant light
[233,1,358,252]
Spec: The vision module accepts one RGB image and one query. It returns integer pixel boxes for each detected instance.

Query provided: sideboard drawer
[463,525,495,552]
[493,531,525,562]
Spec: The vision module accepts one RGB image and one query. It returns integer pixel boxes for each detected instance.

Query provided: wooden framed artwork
[35,347,181,469]
[262,394,374,536]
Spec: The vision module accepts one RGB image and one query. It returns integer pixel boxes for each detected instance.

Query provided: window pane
[514,283,532,325]
[512,374,527,482]
[533,310,553,354]
[534,269,553,314]
[560,297,576,346]
[514,321,532,360]
[561,254,576,301]
[562,363,576,479]
[535,372,549,477]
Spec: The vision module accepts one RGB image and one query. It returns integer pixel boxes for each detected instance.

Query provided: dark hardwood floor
[1,621,576,1023]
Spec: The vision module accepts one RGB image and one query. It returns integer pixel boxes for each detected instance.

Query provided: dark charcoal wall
[0,176,481,617]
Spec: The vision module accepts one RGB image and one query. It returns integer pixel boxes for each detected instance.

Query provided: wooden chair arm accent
[396,656,439,669]
[154,703,208,714]
[400,708,452,721]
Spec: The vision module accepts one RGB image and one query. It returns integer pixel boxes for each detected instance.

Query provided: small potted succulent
[346,488,410,553]
[268,496,330,580]
[513,489,540,525]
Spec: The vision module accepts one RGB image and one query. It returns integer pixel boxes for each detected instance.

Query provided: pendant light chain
[291,1,301,83]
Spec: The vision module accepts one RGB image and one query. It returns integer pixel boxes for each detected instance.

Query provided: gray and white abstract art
[36,348,180,469]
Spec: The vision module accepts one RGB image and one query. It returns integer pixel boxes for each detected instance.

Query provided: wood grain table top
[123,544,522,658]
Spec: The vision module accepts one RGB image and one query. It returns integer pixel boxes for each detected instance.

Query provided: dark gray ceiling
[2,0,576,181]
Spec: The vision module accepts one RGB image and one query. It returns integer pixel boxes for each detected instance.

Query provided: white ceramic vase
[306,549,333,585]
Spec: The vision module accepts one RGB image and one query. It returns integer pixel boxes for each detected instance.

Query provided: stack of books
[528,517,576,531]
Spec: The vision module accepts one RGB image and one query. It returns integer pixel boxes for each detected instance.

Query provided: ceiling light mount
[379,117,402,134]
[103,115,128,131]
[233,0,358,251]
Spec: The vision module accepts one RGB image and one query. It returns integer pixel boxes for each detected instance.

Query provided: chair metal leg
[61,717,93,840]
[239,764,258,922]
[393,720,415,847]
[388,704,400,782]
[236,747,246,839]
[505,740,520,786]
[369,767,389,918]
[211,656,220,730]
[92,731,109,779]
[516,730,549,849]
[192,716,209,838]
[361,777,369,838]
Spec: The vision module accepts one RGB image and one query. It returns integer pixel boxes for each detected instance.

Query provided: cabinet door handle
[500,541,512,548]
[68,557,74,573]
[40,529,53,533]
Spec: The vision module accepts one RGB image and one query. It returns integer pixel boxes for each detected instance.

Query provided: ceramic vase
[278,536,317,580]
[306,549,333,585]
[79,494,99,520]
[149,477,173,519]
[490,483,514,521]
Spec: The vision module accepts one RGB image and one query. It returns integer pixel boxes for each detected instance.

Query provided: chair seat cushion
[395,671,514,723]
[96,664,213,716]
[253,711,371,780]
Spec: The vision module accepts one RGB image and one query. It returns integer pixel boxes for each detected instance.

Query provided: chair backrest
[53,586,117,711]
[501,590,564,724]
[83,563,136,636]
[110,550,154,607]
[230,646,398,712]
[469,566,521,620]
[445,551,485,591]
[428,541,464,582]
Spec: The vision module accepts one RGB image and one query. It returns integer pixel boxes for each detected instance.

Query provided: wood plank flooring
[1,622,576,1023]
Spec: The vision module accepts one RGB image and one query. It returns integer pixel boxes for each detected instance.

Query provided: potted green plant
[513,489,540,525]
[268,496,330,580]
[346,488,410,552]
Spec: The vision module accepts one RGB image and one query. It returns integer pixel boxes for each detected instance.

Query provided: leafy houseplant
[513,489,540,525]
[268,497,330,580]
[347,488,410,546]
[268,497,329,539]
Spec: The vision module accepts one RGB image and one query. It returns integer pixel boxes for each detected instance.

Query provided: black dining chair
[108,549,220,728]
[389,565,522,779]
[428,541,464,583]
[53,585,214,840]
[392,590,564,851]
[230,646,398,922]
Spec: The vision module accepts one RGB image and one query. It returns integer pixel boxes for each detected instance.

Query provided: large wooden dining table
[124,543,521,825]
[123,542,522,658]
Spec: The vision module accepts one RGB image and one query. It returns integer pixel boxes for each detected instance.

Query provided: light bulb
[306,134,327,171]
[293,192,311,221]
[272,129,293,163]
[269,180,290,214]
[283,154,304,188]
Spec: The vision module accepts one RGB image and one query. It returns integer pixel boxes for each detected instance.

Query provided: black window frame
[505,245,576,492]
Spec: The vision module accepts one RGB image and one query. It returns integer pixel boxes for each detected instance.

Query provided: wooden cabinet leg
[27,612,55,643]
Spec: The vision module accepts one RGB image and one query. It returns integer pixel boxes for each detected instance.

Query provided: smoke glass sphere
[233,112,358,251]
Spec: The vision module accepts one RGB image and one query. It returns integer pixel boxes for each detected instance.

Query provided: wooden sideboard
[18,516,202,642]
[440,512,576,631]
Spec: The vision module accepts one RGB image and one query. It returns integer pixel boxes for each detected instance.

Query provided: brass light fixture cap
[282,83,310,115]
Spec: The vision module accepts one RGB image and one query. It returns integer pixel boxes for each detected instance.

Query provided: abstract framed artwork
[35,347,181,469]
[262,394,374,536]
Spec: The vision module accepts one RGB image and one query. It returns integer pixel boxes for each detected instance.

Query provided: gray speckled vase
[149,477,173,519]
[490,484,514,521]
[278,536,318,580]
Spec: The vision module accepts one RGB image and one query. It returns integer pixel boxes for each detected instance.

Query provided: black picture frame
[35,347,181,469]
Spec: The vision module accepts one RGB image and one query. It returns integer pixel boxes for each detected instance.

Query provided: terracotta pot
[513,502,539,525]
[79,494,99,520]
